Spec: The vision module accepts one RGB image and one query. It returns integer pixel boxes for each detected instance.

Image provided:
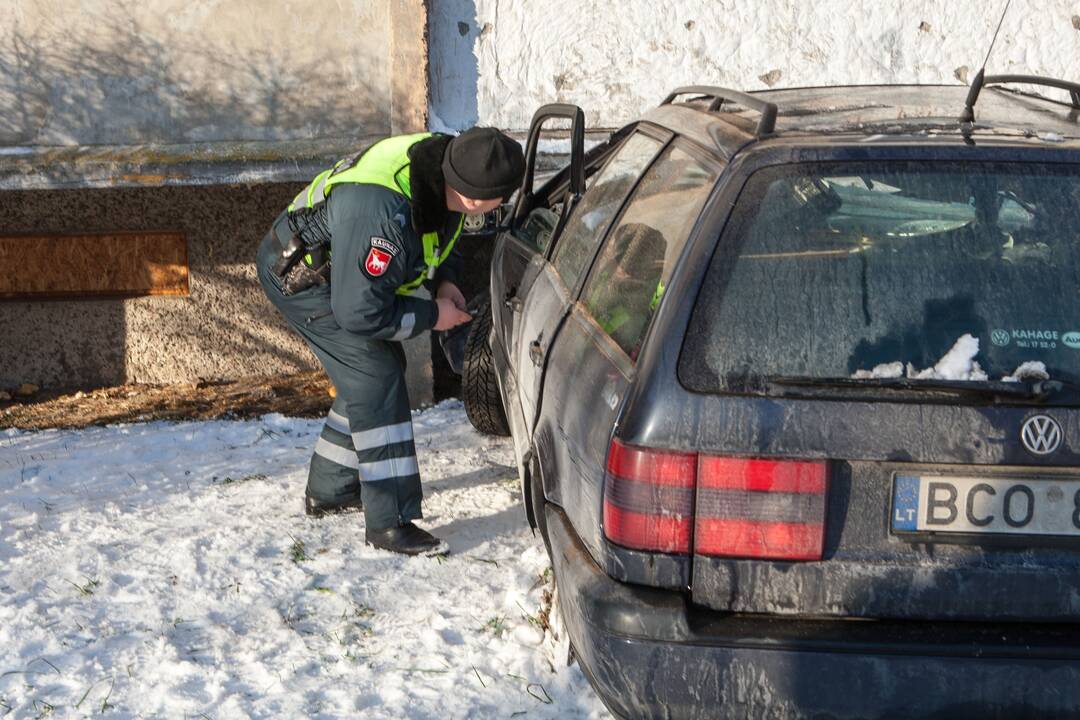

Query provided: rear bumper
[546,504,1080,720]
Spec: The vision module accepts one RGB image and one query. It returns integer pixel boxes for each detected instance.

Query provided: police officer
[256,128,525,556]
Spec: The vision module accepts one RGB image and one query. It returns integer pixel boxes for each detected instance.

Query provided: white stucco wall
[430,0,1080,132]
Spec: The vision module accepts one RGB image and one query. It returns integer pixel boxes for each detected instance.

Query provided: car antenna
[959,0,1012,125]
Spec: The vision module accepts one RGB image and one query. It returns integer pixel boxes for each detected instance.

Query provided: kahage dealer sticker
[990,329,1080,350]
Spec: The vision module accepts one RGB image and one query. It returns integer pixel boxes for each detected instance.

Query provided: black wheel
[462,295,511,436]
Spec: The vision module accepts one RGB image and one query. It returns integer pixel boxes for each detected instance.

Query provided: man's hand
[436,281,467,312]
[434,297,472,331]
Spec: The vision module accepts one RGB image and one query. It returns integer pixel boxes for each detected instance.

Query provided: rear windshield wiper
[765,376,1077,402]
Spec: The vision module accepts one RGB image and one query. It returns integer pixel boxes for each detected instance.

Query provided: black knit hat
[442,127,525,200]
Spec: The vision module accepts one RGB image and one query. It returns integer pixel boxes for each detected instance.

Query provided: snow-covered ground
[0,402,609,719]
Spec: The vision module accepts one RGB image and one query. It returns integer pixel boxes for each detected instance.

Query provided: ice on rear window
[851,361,904,379]
[1001,361,1050,383]
[907,334,987,381]
[851,334,1052,383]
[851,334,987,381]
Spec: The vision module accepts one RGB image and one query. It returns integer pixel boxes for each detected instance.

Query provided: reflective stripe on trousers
[314,411,418,482]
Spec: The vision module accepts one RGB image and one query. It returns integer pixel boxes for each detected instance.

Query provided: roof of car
[644,84,1080,156]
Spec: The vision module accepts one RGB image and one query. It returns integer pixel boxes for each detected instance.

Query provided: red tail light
[602,439,828,561]
[602,439,696,553]
[695,457,827,560]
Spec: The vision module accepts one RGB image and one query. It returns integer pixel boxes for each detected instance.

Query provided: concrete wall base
[0,183,433,409]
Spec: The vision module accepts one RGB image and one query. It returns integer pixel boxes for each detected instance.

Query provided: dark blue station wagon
[461,79,1080,719]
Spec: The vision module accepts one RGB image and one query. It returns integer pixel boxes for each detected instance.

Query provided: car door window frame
[500,125,650,266]
[549,123,675,302]
[572,134,725,366]
[537,124,638,261]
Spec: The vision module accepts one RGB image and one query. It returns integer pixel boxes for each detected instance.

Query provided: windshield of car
[679,160,1080,400]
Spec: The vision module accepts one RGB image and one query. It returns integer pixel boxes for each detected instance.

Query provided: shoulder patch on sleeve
[363,246,393,277]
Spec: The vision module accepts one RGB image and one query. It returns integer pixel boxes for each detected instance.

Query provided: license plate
[891,474,1080,537]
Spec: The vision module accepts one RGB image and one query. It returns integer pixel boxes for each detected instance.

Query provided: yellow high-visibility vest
[289,133,463,295]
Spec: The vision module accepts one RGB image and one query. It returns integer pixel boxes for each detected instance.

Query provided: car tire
[462,295,511,437]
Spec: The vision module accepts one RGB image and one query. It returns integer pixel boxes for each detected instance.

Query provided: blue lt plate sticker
[892,475,920,531]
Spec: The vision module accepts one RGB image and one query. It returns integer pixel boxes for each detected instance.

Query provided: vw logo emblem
[1021,415,1063,455]
[991,329,1011,347]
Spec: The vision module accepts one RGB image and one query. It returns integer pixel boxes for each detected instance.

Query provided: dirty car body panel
[482,84,1080,718]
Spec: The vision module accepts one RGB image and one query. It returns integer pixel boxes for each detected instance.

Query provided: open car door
[501,105,586,443]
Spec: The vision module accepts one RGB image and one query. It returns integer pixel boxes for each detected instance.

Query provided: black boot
[365,523,449,556]
[304,491,363,518]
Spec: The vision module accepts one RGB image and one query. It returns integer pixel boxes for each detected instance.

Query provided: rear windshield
[680,160,1080,394]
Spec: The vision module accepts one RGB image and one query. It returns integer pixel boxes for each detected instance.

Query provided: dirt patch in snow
[0,371,335,430]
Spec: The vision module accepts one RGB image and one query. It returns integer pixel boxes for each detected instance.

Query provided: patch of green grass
[254,427,280,444]
[65,577,100,597]
[529,565,554,592]
[340,603,374,623]
[482,615,507,635]
[27,659,59,676]
[72,676,114,714]
[100,678,115,713]
[74,684,93,711]
[505,673,554,705]
[329,620,374,648]
[465,556,500,567]
[516,601,543,629]
[527,683,553,704]
[288,535,308,564]
[219,473,267,485]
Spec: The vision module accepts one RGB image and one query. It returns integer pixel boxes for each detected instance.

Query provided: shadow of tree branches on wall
[0,1,389,146]
[0,1,410,391]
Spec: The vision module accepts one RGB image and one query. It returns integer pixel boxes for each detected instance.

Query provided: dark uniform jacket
[271,135,464,342]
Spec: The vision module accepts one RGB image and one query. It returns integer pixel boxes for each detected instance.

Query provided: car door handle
[528,339,544,366]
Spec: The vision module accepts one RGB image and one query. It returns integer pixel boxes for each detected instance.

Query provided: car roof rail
[661,85,778,137]
[960,69,1080,123]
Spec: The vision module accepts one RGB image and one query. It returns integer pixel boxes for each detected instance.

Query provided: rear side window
[551,133,662,290]
[582,143,719,359]
[681,161,1080,392]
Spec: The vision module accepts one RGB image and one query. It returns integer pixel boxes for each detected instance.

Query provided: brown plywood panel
[0,231,188,299]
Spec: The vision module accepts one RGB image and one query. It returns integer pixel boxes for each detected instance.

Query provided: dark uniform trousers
[256,232,423,530]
